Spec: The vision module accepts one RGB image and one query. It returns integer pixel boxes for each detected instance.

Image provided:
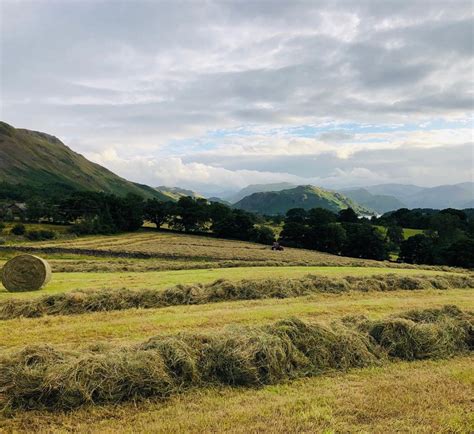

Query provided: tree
[172,197,209,232]
[212,210,255,240]
[249,226,275,245]
[306,223,346,254]
[386,226,404,246]
[285,208,307,224]
[430,212,465,244]
[307,208,336,227]
[279,221,309,248]
[338,208,359,223]
[399,234,435,264]
[144,199,174,228]
[341,223,388,260]
[439,238,474,268]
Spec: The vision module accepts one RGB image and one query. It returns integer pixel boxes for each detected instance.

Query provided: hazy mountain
[208,197,232,206]
[340,188,406,214]
[364,182,473,209]
[404,183,474,209]
[365,184,426,200]
[225,182,297,204]
[0,121,169,200]
[233,185,371,215]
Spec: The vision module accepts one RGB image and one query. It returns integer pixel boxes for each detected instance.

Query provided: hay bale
[1,254,51,292]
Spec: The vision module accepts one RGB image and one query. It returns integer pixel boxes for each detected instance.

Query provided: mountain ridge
[0,121,169,200]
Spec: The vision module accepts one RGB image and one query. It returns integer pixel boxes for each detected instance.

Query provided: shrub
[11,223,26,236]
[25,229,57,241]
[249,226,275,245]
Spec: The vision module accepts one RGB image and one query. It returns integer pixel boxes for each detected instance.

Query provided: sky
[1,0,473,196]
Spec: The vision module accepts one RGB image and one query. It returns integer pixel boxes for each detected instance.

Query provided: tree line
[278,206,473,267]
[4,189,473,268]
[374,208,474,268]
[17,192,276,244]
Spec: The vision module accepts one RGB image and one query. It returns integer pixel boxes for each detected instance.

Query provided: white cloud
[1,0,472,192]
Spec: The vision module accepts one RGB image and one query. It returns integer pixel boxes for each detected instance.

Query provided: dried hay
[1,254,51,292]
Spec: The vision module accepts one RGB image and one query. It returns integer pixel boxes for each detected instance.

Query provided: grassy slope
[0,121,168,200]
[375,225,424,239]
[0,266,461,299]
[3,356,471,433]
[12,229,444,269]
[1,230,472,431]
[1,287,472,350]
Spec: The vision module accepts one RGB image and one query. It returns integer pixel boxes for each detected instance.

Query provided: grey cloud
[1,0,472,189]
[184,143,473,187]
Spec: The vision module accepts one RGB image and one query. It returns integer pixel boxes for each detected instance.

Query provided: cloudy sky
[1,0,473,195]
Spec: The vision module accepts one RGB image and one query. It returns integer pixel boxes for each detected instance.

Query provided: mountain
[208,197,232,206]
[225,182,297,204]
[0,121,169,200]
[340,188,406,214]
[365,184,426,200]
[233,185,371,215]
[364,182,473,209]
[404,183,474,209]
[156,186,202,201]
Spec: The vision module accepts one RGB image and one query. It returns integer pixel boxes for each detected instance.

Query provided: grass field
[375,225,424,239]
[0,229,459,274]
[0,265,462,299]
[0,230,472,432]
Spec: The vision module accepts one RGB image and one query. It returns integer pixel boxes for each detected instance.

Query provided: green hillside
[0,121,169,200]
[233,185,371,215]
[155,186,202,201]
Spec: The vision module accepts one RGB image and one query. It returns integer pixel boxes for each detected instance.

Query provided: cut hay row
[9,229,468,272]
[1,274,473,320]
[0,305,471,411]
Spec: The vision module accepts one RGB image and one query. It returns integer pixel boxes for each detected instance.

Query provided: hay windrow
[0,273,473,320]
[1,255,51,292]
[0,305,471,411]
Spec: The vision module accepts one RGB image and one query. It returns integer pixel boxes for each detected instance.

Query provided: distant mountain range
[364,183,474,210]
[2,121,472,213]
[233,185,371,215]
[226,182,474,214]
[340,188,406,214]
[0,121,169,200]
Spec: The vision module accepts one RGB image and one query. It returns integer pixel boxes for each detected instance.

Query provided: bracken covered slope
[0,121,169,200]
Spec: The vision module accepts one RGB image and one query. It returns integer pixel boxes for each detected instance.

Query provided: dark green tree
[144,199,174,228]
[341,223,388,260]
[399,234,435,264]
[338,207,359,223]
[386,225,404,246]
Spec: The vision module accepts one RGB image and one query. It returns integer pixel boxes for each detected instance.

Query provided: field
[0,229,473,432]
[375,225,424,239]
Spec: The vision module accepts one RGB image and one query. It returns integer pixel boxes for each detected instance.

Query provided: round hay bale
[1,254,52,292]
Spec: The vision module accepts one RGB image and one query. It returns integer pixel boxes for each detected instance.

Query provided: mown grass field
[0,265,461,300]
[0,230,472,433]
[3,356,471,433]
[0,228,459,274]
